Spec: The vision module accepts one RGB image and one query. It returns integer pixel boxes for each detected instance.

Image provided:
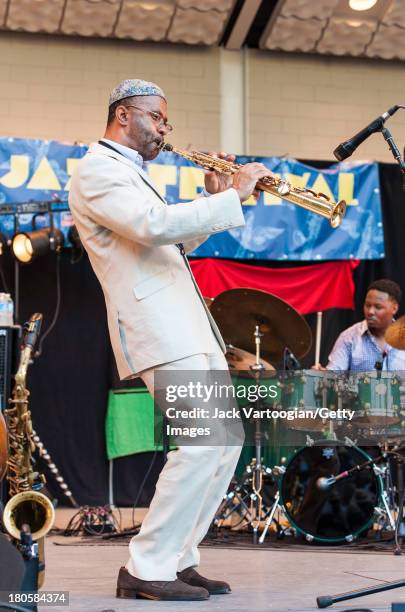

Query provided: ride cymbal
[211,288,312,365]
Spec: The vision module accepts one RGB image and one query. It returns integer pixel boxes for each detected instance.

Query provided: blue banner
[0,137,384,260]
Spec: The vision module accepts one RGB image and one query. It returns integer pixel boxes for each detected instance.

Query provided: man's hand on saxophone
[203,151,273,203]
[204,151,236,194]
[232,162,274,203]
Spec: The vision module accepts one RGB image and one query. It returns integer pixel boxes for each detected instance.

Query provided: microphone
[316,476,336,490]
[374,351,386,379]
[334,105,399,161]
[316,469,350,490]
[284,347,301,371]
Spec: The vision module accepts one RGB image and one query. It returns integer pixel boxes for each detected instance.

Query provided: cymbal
[385,316,405,350]
[211,288,312,364]
[225,345,275,377]
[352,415,401,427]
[286,418,328,433]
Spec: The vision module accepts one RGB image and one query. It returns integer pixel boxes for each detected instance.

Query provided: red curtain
[190,259,359,314]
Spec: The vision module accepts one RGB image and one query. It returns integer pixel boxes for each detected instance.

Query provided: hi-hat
[385,316,405,350]
[210,288,312,365]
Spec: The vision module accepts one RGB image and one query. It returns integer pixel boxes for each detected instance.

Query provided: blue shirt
[101,138,144,168]
[100,139,157,190]
[327,320,405,372]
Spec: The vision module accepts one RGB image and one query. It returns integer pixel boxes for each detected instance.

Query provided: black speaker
[0,533,25,590]
[0,326,21,414]
[0,326,21,506]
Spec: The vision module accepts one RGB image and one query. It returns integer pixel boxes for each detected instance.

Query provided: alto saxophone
[3,313,55,587]
[162,144,346,228]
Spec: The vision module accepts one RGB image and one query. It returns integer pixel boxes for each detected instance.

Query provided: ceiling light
[349,0,377,11]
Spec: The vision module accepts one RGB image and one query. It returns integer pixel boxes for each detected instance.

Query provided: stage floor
[43,534,405,612]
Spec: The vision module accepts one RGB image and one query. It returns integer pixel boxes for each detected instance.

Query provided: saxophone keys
[277,181,290,196]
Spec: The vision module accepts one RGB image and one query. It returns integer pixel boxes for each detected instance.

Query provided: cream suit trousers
[126,347,243,581]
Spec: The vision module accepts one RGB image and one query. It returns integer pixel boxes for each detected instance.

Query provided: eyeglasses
[126,105,173,132]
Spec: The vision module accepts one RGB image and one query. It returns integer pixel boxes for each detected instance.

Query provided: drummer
[323,279,405,372]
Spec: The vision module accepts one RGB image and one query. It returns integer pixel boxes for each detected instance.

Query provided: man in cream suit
[69,79,271,601]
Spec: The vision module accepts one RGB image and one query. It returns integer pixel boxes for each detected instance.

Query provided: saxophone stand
[18,524,41,612]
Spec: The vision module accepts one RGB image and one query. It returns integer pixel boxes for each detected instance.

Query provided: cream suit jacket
[68,142,245,379]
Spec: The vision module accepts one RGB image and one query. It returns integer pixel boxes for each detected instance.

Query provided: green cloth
[106,388,167,460]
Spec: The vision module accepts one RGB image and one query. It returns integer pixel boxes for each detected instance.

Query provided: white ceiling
[0,0,235,45]
[261,0,405,61]
[0,0,404,61]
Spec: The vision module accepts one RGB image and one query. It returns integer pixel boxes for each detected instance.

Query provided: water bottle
[0,293,13,326]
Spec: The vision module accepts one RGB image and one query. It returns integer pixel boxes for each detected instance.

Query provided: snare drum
[280,440,382,543]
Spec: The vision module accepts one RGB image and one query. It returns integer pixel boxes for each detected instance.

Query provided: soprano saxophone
[3,313,55,588]
[162,144,346,228]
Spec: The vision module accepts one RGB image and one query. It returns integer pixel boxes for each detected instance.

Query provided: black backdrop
[1,161,404,507]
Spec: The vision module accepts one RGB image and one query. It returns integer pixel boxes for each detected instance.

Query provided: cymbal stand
[248,325,267,544]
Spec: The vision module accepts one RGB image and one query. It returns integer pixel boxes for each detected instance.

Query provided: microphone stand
[317,446,405,609]
[380,126,405,189]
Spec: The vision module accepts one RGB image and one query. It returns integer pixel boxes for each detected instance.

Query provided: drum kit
[204,289,405,546]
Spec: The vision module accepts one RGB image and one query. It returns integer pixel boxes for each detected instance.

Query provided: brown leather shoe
[177,567,231,595]
[116,567,209,601]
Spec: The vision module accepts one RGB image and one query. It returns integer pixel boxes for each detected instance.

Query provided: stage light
[349,0,377,11]
[12,228,64,264]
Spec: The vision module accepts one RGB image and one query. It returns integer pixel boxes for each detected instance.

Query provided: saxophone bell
[2,490,55,542]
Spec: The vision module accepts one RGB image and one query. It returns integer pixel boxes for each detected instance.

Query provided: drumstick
[315,311,323,365]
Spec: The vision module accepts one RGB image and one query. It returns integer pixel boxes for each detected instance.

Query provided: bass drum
[0,411,8,481]
[280,440,382,543]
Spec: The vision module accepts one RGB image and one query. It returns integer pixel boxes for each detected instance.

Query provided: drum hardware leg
[250,456,264,545]
[214,484,252,528]
[379,490,397,531]
[258,491,280,543]
[394,452,405,554]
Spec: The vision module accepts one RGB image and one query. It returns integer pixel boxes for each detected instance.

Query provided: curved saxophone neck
[14,346,32,386]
